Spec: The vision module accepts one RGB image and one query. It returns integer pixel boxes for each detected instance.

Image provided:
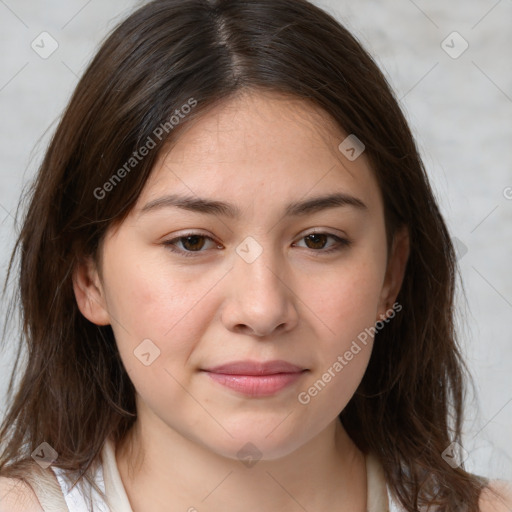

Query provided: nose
[220,241,299,338]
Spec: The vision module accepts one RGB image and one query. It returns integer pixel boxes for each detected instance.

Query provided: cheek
[307,254,385,340]
[297,287,377,421]
[295,251,385,409]
[105,265,209,414]
[103,252,246,415]
[103,244,213,337]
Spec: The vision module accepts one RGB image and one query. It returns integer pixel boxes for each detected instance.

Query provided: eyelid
[300,226,349,238]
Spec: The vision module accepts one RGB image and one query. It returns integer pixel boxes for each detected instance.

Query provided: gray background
[0,0,511,480]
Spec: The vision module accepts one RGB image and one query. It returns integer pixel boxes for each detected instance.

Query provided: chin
[205,429,307,464]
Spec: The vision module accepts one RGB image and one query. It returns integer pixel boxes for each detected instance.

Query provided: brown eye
[179,235,207,251]
[304,233,329,250]
[294,232,352,254]
[163,233,221,257]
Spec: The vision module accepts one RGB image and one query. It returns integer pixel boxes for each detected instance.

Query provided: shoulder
[0,476,44,512]
[479,480,512,512]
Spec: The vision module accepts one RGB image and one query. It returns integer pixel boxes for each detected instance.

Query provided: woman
[0,0,510,510]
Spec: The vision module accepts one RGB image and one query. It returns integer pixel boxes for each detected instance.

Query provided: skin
[73,89,410,512]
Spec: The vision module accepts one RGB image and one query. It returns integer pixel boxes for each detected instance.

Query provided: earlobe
[72,257,111,326]
[377,226,410,321]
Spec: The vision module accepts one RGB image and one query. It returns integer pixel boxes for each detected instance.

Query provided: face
[74,90,408,462]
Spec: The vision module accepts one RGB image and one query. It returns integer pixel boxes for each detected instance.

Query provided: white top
[48,437,404,511]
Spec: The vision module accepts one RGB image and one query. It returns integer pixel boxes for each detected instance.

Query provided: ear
[72,256,110,326]
[377,225,410,321]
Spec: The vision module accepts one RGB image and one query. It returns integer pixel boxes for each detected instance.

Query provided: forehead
[134,90,382,217]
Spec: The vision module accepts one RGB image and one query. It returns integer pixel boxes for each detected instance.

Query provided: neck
[116,403,367,512]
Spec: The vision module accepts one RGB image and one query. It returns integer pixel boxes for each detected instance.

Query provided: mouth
[200,360,308,397]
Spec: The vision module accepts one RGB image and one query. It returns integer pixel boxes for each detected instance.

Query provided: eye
[293,232,352,254]
[162,233,222,257]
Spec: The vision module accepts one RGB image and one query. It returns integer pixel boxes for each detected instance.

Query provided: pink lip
[201,360,308,397]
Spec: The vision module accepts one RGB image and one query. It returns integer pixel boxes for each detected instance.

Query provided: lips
[203,360,305,375]
[201,360,307,397]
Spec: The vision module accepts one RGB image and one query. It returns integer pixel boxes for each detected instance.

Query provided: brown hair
[0,0,501,510]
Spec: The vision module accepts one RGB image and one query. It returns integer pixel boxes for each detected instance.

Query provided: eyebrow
[139,192,367,219]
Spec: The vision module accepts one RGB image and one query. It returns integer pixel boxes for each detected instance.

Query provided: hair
[0,0,503,510]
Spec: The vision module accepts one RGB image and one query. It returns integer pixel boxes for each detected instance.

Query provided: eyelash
[162,231,352,258]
